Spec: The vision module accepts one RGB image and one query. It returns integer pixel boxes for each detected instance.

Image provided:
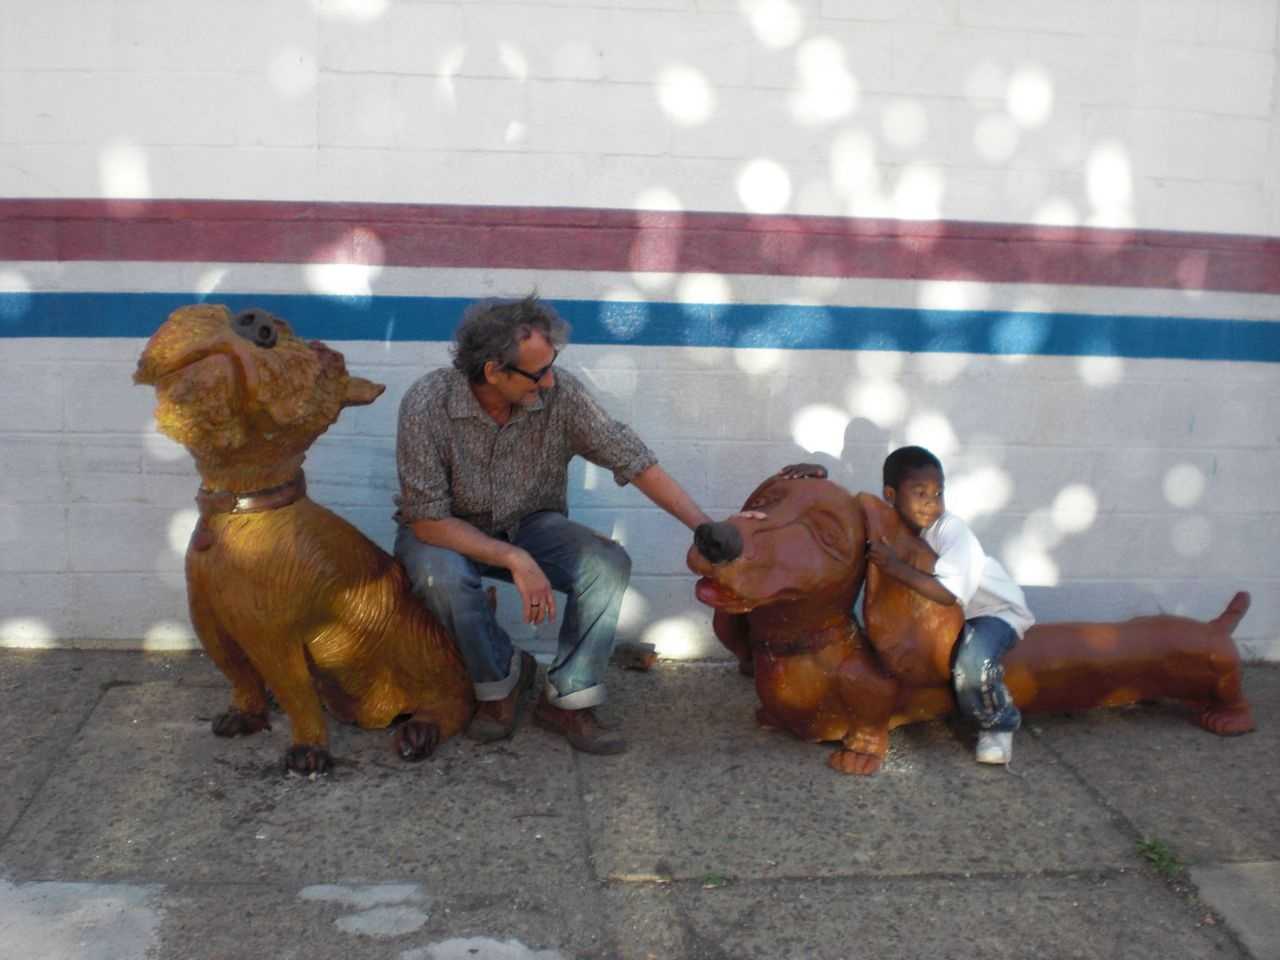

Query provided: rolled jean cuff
[543,679,606,710]
[473,650,525,702]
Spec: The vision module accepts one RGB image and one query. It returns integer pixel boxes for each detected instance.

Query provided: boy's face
[884,465,944,534]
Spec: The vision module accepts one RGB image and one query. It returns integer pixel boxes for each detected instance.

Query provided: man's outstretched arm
[631,464,712,530]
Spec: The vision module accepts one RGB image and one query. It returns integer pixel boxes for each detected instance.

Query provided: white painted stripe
[4,262,1279,322]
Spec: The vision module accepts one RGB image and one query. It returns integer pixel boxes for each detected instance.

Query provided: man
[394,296,710,755]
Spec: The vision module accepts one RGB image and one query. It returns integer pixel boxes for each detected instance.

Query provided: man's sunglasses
[505,349,558,383]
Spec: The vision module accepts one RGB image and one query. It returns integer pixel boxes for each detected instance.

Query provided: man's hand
[508,549,556,624]
[777,463,827,480]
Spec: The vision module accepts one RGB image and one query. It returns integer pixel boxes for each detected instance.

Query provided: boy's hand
[866,536,903,572]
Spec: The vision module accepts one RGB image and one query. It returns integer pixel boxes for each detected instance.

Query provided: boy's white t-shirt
[920,511,1035,638]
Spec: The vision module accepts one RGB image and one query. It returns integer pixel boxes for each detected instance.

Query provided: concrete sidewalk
[1,649,1276,960]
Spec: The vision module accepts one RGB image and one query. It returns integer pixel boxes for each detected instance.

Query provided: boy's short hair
[883,445,943,489]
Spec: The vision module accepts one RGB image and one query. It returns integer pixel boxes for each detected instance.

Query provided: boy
[867,446,1034,765]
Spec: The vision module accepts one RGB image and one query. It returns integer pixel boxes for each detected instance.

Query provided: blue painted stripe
[1,291,1277,362]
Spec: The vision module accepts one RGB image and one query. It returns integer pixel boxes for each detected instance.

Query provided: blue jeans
[952,616,1021,733]
[395,511,631,710]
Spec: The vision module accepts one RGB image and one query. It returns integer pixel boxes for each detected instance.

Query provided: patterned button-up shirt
[395,366,658,540]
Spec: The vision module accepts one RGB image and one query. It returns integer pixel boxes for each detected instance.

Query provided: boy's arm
[867,537,958,607]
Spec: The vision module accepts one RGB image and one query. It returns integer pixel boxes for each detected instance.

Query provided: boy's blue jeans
[394,511,631,710]
[952,616,1021,733]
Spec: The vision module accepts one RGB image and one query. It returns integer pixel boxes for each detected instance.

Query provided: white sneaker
[976,730,1013,765]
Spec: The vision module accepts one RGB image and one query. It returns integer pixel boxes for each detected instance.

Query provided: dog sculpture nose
[233,308,279,349]
[694,521,743,565]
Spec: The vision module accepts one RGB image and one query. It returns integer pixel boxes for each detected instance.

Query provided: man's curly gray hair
[451,294,571,384]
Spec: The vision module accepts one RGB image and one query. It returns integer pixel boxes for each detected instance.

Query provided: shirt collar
[445,367,547,421]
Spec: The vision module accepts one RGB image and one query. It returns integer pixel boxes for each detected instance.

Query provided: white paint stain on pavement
[298,883,430,938]
[0,879,161,960]
[402,938,567,960]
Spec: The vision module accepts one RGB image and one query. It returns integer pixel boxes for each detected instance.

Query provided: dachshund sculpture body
[687,472,1254,775]
[135,305,474,774]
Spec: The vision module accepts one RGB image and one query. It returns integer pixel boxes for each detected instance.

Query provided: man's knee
[582,535,631,589]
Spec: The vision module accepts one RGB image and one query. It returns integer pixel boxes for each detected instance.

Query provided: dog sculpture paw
[393,720,442,762]
[283,745,334,776]
[211,709,271,738]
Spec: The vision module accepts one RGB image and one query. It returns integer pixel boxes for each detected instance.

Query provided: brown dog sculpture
[688,471,1254,775]
[135,304,474,774]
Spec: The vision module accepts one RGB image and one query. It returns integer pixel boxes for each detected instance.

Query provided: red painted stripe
[2,198,1278,294]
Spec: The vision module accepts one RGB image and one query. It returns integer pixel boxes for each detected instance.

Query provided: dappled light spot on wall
[1086,140,1135,228]
[855,350,905,379]
[643,615,705,659]
[913,352,970,382]
[436,46,467,106]
[312,0,389,22]
[949,466,1012,519]
[1,619,54,648]
[1163,463,1207,508]
[991,311,1051,355]
[617,589,652,643]
[677,273,731,307]
[99,138,151,200]
[498,43,529,82]
[142,421,187,463]
[167,509,198,556]
[1033,197,1080,227]
[1077,354,1125,386]
[657,65,716,126]
[1007,66,1054,128]
[741,0,805,49]
[1171,515,1212,558]
[892,163,944,220]
[1051,484,1098,534]
[1002,533,1060,587]
[269,47,318,99]
[974,113,1019,163]
[1175,252,1209,290]
[737,158,792,214]
[0,270,33,329]
[734,347,786,376]
[791,404,850,457]
[195,268,229,297]
[633,187,684,212]
[849,379,907,429]
[881,100,928,149]
[598,295,650,340]
[791,37,859,124]
[830,129,881,205]
[144,621,194,650]
[918,280,992,313]
[305,263,382,298]
[740,304,832,348]
[904,410,957,457]
[504,121,527,145]
[581,461,601,492]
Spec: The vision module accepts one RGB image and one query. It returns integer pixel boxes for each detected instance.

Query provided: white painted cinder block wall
[1,0,1278,659]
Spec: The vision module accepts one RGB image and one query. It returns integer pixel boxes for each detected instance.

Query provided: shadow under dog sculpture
[687,471,1254,776]
[135,304,474,774]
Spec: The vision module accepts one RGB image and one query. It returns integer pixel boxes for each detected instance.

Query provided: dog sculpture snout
[694,521,743,565]
[232,307,280,349]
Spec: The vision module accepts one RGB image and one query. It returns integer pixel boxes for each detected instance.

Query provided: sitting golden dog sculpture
[135,304,474,774]
[687,470,1254,775]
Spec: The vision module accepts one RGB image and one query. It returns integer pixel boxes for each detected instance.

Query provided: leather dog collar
[196,471,307,518]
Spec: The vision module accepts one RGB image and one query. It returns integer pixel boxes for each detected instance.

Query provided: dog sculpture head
[687,474,867,619]
[689,471,963,682]
[134,304,384,489]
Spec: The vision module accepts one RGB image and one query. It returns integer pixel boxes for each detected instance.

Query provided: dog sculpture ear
[343,376,386,407]
[853,492,963,685]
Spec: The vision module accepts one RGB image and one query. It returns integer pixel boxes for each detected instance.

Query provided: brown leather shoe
[467,651,537,743]
[532,693,627,755]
